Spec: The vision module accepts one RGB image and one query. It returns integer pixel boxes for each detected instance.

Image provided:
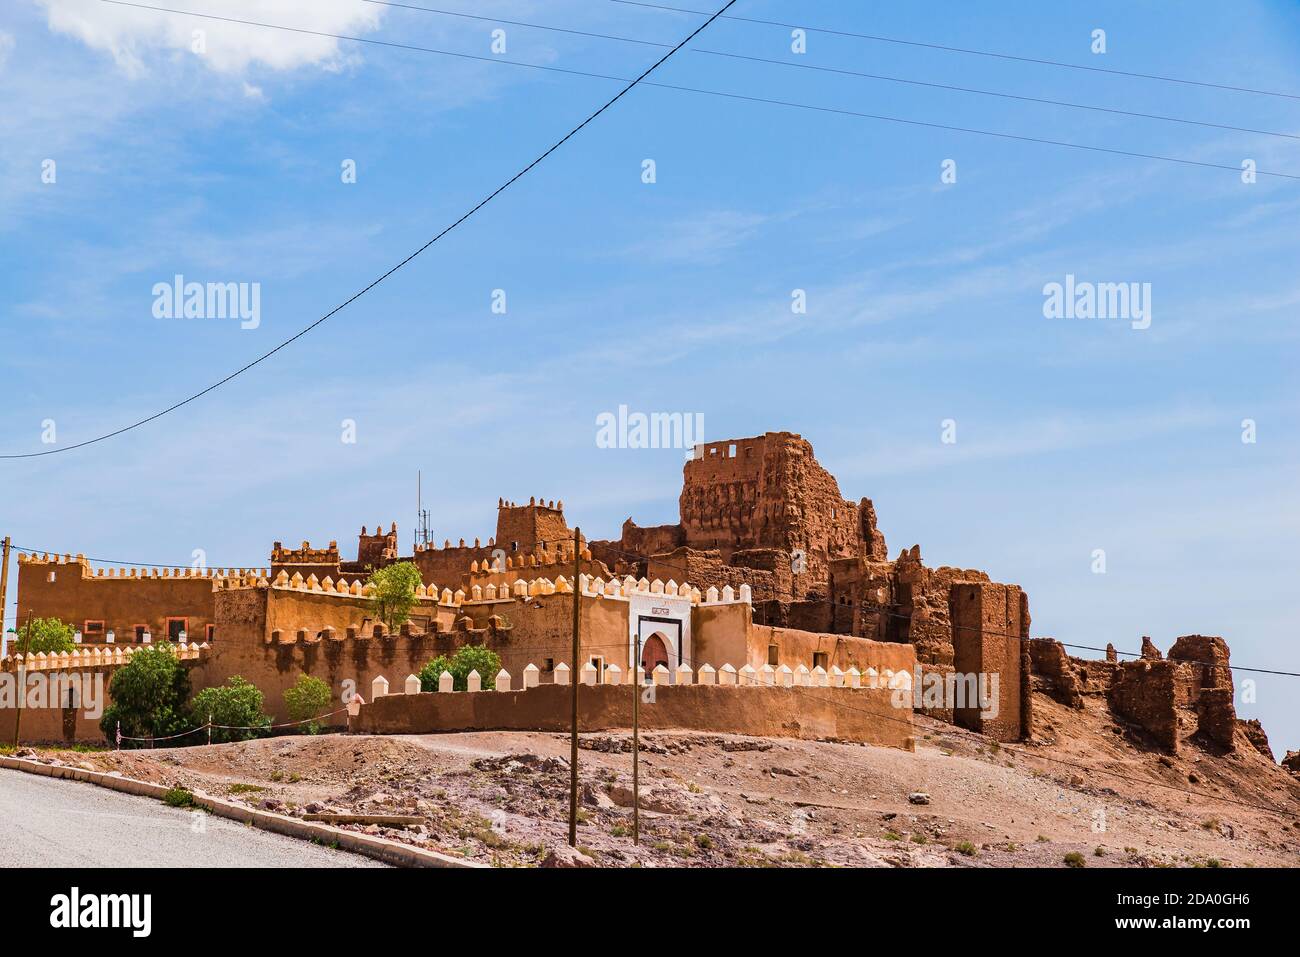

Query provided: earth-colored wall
[356,682,915,750]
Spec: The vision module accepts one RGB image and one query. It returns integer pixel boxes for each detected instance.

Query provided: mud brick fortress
[3,431,1280,767]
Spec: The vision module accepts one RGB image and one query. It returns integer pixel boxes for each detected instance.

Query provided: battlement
[1,641,209,674]
[271,540,339,564]
[19,553,268,581]
[498,497,564,513]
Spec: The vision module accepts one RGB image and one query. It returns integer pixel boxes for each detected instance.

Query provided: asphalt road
[0,769,387,867]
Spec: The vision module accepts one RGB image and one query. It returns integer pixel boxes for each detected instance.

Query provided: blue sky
[1,0,1298,752]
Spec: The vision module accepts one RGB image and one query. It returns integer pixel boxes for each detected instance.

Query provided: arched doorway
[640,632,670,675]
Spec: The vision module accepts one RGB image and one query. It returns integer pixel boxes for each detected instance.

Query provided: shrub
[419,645,503,692]
[163,787,196,808]
[367,561,423,630]
[954,841,977,857]
[12,617,76,656]
[190,677,271,744]
[283,674,333,734]
[1064,852,1086,868]
[100,643,193,747]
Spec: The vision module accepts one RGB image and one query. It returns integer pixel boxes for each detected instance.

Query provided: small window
[205,624,216,641]
[590,655,605,684]
[813,652,829,671]
[728,443,736,457]
[544,657,554,672]
[134,625,148,643]
[767,644,779,667]
[83,620,105,636]
[166,617,188,641]
[47,571,56,582]
[511,541,520,552]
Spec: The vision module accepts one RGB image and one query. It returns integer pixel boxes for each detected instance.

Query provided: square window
[83,620,105,636]
[813,652,829,671]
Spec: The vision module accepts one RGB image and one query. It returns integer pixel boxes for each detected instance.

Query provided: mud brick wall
[949,581,1028,742]
[356,683,915,751]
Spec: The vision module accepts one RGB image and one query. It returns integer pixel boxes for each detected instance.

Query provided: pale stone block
[580,662,598,686]
[776,664,794,688]
[495,669,512,692]
[675,664,693,685]
[404,674,421,695]
[739,664,757,686]
[554,662,570,685]
[371,675,389,699]
[794,664,811,687]
[466,669,482,693]
[523,663,540,688]
[830,666,845,688]
[697,664,716,686]
[438,670,454,693]
[847,667,862,689]
[718,663,737,686]
[603,663,621,686]
[811,665,829,687]
[652,664,670,685]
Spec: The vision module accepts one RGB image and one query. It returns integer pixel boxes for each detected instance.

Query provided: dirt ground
[28,693,1300,868]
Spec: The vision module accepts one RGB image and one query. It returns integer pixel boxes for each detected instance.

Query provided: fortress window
[510,541,519,551]
[166,617,188,641]
[544,658,554,673]
[205,624,216,641]
[813,652,829,671]
[590,655,606,683]
[83,620,104,637]
[133,625,147,642]
[47,570,56,582]
[767,644,779,667]
[728,443,736,457]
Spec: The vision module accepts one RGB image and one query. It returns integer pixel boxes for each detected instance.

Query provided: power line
[4,4,1294,460]
[589,540,1300,677]
[363,0,1300,141]
[607,0,1300,101]
[0,1,734,461]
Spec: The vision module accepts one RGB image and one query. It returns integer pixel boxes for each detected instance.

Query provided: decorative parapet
[19,552,268,581]
[0,641,209,673]
[577,574,752,606]
[365,659,897,695]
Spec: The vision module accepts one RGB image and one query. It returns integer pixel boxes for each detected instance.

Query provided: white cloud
[36,0,383,75]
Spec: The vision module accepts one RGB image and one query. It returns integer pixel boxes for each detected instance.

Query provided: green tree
[367,561,423,630]
[99,643,193,748]
[12,617,76,656]
[419,644,502,692]
[191,677,271,744]
[283,674,333,734]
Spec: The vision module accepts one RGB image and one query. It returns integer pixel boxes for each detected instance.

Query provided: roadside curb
[0,755,484,869]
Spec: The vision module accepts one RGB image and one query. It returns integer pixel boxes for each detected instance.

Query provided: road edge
[0,755,484,869]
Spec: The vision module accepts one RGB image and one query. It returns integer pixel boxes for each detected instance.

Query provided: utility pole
[632,630,640,844]
[568,527,581,847]
[12,607,29,749]
[0,536,10,657]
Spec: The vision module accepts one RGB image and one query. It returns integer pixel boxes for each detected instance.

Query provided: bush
[419,645,503,692]
[367,561,423,630]
[283,674,333,734]
[1064,851,1086,868]
[163,787,196,808]
[12,617,76,656]
[100,643,193,747]
[190,677,271,744]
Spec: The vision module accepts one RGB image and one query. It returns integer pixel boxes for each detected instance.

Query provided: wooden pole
[567,527,581,846]
[633,630,640,844]
[0,536,11,654]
